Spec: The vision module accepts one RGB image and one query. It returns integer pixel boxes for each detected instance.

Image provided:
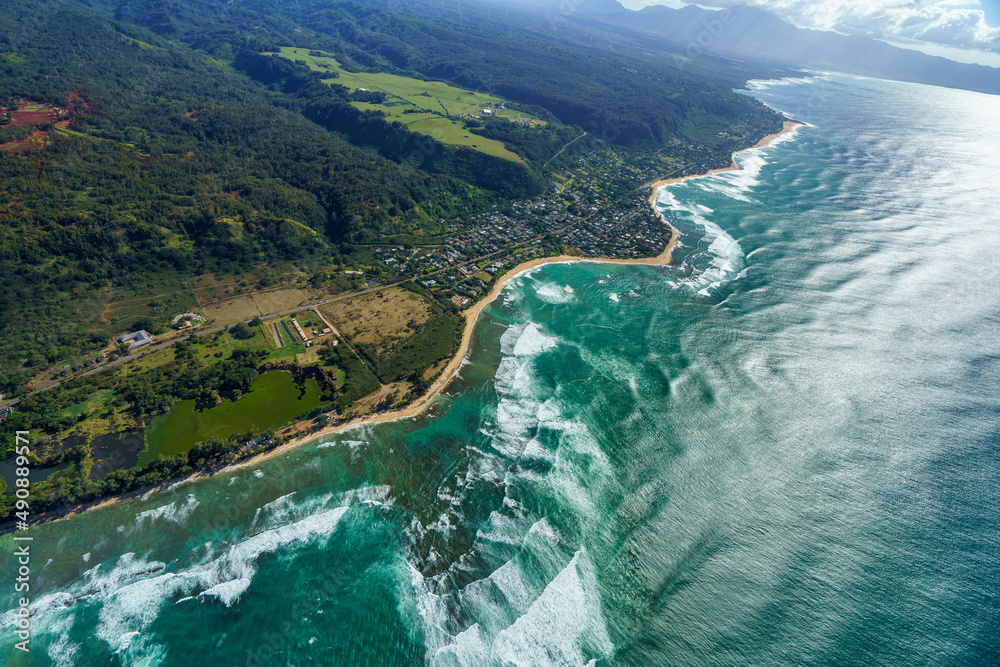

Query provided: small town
[364,147,679,305]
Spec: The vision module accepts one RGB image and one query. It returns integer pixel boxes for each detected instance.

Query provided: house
[118,330,153,349]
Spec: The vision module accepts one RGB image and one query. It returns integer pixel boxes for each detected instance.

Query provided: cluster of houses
[368,171,668,301]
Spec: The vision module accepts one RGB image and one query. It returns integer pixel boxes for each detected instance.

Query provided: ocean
[2,72,999,666]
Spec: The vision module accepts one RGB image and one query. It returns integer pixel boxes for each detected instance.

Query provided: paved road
[7,195,640,406]
[543,131,588,170]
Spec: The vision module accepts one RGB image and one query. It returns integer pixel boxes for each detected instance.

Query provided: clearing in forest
[320,287,433,353]
[200,288,313,325]
[0,99,70,151]
[268,47,546,163]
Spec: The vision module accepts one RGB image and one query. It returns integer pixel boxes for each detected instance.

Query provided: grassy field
[269,47,547,163]
[193,329,272,361]
[201,287,314,325]
[61,390,117,418]
[321,287,433,353]
[200,295,260,324]
[252,288,312,314]
[139,370,322,464]
[189,270,281,304]
[100,282,199,332]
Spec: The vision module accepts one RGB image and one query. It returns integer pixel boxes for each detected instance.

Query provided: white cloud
[628,0,1000,52]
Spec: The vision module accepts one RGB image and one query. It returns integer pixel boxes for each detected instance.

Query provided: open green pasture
[269,47,547,162]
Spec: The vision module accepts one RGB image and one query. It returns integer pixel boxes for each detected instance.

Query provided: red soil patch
[67,90,91,109]
[0,129,49,152]
[0,98,75,151]
[0,99,66,127]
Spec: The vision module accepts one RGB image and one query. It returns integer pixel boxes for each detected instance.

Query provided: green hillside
[272,46,546,162]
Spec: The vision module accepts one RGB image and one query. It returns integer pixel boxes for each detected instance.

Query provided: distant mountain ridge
[493,0,1000,95]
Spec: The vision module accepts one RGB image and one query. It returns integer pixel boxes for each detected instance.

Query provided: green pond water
[139,371,321,465]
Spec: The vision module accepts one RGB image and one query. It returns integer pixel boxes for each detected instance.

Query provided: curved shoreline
[38,120,801,523]
[647,120,802,201]
[233,237,679,469]
[234,122,802,468]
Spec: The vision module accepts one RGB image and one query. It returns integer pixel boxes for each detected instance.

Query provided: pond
[139,371,322,466]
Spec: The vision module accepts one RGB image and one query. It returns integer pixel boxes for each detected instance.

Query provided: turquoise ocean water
[2,73,999,666]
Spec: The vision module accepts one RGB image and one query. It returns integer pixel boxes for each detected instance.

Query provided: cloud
[630,1,1000,52]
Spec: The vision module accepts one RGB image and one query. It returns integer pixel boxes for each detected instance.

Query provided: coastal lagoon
[2,73,998,665]
[140,371,323,466]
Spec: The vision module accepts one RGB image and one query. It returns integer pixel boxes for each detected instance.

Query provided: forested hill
[0,3,486,390]
[64,0,783,148]
[0,0,783,393]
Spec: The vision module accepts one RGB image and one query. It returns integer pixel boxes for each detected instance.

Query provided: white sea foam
[490,322,567,457]
[356,484,393,507]
[248,492,296,531]
[475,511,524,546]
[491,551,613,666]
[12,497,354,658]
[656,188,746,296]
[95,571,189,653]
[419,549,613,667]
[521,436,553,462]
[46,617,80,667]
[195,504,349,605]
[406,305,622,666]
[134,494,199,528]
[608,292,619,303]
[511,322,558,357]
[534,282,576,304]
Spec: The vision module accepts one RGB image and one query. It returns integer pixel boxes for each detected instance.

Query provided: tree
[231,322,254,340]
[88,330,111,347]
[249,317,264,328]
[130,317,158,334]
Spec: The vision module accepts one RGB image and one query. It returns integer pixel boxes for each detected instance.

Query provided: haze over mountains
[495,0,1000,95]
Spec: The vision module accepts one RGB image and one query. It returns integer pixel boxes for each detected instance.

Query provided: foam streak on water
[3,73,1000,666]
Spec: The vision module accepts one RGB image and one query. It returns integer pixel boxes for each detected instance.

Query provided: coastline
[34,120,798,523]
[647,120,802,204]
[232,234,680,469]
[233,122,802,468]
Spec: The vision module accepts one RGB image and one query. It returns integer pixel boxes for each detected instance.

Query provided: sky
[620,0,1000,59]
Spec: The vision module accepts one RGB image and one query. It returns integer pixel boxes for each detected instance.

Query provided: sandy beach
[234,239,680,469]
[647,120,802,205]
[44,120,798,520]
[234,122,802,467]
